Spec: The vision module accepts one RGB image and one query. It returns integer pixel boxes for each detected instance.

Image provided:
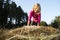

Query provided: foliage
[51,16,60,29]
[0,0,28,28]
[40,21,48,26]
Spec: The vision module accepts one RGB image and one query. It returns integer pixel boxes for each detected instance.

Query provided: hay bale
[0,26,60,40]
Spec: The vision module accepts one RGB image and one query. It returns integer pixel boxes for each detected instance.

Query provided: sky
[12,0,60,24]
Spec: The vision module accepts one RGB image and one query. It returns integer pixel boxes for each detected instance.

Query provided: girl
[27,3,41,26]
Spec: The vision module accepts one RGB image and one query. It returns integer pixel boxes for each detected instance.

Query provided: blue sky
[12,0,60,24]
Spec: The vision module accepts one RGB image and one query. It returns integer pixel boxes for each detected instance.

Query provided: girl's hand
[27,21,30,26]
[27,24,29,26]
[37,23,40,26]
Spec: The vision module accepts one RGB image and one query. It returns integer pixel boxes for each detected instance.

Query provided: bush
[40,21,48,26]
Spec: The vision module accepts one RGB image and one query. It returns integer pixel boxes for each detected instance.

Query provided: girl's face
[33,4,40,13]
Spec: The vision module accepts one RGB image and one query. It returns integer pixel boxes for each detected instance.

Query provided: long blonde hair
[33,3,41,13]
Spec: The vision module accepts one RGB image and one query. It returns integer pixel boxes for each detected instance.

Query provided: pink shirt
[28,10,41,23]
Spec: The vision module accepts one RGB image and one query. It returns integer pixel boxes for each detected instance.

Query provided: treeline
[40,16,60,30]
[0,0,28,28]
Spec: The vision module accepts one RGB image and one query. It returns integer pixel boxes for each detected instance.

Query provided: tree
[0,0,2,14]
[0,0,12,28]
[1,0,11,27]
[40,21,48,26]
[0,0,28,28]
[0,0,10,26]
[7,1,28,28]
[51,16,60,29]
[0,0,3,26]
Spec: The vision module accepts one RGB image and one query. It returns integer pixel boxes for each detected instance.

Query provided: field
[0,26,60,40]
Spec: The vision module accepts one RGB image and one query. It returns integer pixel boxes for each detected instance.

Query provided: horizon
[12,0,60,24]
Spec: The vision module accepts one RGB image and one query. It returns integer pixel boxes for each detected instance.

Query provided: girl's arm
[37,13,41,26]
[27,11,33,26]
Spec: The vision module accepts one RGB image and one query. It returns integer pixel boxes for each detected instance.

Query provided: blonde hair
[33,3,41,13]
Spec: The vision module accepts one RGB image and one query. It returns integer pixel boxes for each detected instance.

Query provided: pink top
[28,10,41,23]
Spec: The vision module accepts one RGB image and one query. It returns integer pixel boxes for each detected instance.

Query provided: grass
[0,26,60,40]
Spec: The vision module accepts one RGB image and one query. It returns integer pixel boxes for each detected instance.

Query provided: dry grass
[0,26,60,40]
